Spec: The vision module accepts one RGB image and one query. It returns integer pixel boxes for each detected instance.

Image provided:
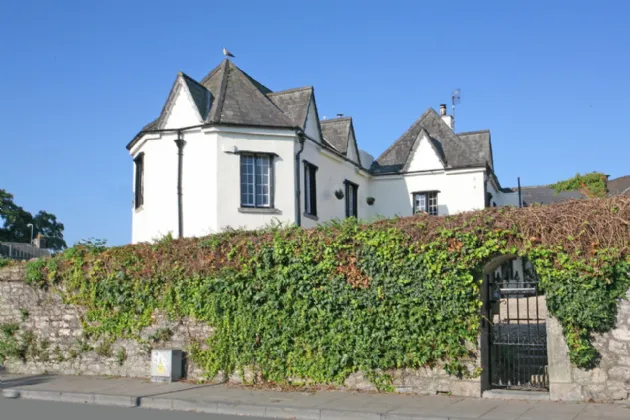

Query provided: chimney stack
[33,234,46,249]
[439,104,454,130]
[336,113,344,118]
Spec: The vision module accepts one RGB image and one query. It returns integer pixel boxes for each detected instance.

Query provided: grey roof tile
[456,130,494,170]
[267,86,313,128]
[199,59,293,128]
[320,117,352,154]
[515,186,585,205]
[607,175,630,196]
[373,108,485,173]
[142,118,159,131]
[180,72,212,120]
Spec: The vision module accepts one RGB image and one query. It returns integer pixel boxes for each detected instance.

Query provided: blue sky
[1,1,628,246]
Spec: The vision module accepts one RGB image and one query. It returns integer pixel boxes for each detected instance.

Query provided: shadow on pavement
[1,374,54,389]
[138,382,225,399]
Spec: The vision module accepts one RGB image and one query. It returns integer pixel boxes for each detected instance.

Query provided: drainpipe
[295,131,306,227]
[174,132,186,238]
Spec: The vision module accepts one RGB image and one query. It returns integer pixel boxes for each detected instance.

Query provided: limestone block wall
[0,265,481,396]
[0,266,211,379]
[547,289,630,402]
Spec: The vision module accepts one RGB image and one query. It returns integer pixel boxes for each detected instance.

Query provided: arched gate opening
[482,255,549,392]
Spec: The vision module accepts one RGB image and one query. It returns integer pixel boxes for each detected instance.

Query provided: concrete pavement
[2,374,629,420]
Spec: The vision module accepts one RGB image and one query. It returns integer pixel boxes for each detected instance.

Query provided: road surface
[0,397,266,420]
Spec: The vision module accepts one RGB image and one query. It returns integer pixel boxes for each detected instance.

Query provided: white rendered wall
[345,131,360,165]
[299,140,371,228]
[131,133,179,243]
[406,136,444,172]
[181,130,219,237]
[215,128,298,231]
[487,177,520,207]
[162,83,202,129]
[303,99,322,142]
[370,168,487,218]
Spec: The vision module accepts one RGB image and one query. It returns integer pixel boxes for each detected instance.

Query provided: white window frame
[240,154,274,208]
[413,191,439,215]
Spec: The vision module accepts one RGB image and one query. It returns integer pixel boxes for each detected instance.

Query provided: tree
[0,189,67,250]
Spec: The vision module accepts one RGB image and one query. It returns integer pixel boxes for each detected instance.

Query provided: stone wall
[0,266,481,396]
[0,266,211,379]
[547,289,630,402]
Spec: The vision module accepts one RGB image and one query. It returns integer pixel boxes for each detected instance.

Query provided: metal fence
[0,242,51,260]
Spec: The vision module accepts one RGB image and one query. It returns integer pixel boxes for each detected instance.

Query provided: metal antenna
[451,88,461,121]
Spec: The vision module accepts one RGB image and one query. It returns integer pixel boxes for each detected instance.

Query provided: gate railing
[488,277,549,390]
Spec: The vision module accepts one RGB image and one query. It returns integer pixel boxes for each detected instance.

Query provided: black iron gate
[487,260,548,390]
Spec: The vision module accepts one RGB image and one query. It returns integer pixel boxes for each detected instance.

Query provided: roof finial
[223,47,235,58]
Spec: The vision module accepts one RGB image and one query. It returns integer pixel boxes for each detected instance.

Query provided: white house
[127,59,519,243]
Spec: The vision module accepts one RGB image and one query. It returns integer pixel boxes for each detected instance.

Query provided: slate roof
[456,130,494,170]
[131,60,301,149]
[199,60,294,127]
[180,72,212,121]
[517,186,585,206]
[607,175,630,196]
[267,86,313,129]
[320,117,352,154]
[372,108,492,173]
[132,61,494,176]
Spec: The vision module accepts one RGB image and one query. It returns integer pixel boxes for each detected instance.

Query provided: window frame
[239,153,275,209]
[134,153,144,209]
[412,190,439,216]
[344,180,359,218]
[303,160,318,217]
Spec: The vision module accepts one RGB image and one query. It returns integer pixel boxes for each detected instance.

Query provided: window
[134,153,144,209]
[344,180,358,218]
[413,191,438,215]
[240,154,273,208]
[304,161,318,216]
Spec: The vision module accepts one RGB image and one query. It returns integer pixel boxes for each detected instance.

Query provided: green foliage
[53,345,66,362]
[22,202,630,386]
[95,340,113,357]
[75,337,92,355]
[0,257,10,268]
[0,326,51,362]
[148,328,173,344]
[115,347,127,366]
[0,189,67,250]
[19,308,29,321]
[0,322,20,337]
[551,172,608,198]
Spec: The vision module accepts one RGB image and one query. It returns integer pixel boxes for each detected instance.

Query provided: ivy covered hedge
[23,197,630,386]
[551,172,608,198]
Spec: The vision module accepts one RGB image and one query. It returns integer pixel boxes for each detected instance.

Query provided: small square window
[413,191,438,215]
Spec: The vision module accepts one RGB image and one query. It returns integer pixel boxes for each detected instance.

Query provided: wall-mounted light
[334,189,344,200]
[366,197,375,206]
